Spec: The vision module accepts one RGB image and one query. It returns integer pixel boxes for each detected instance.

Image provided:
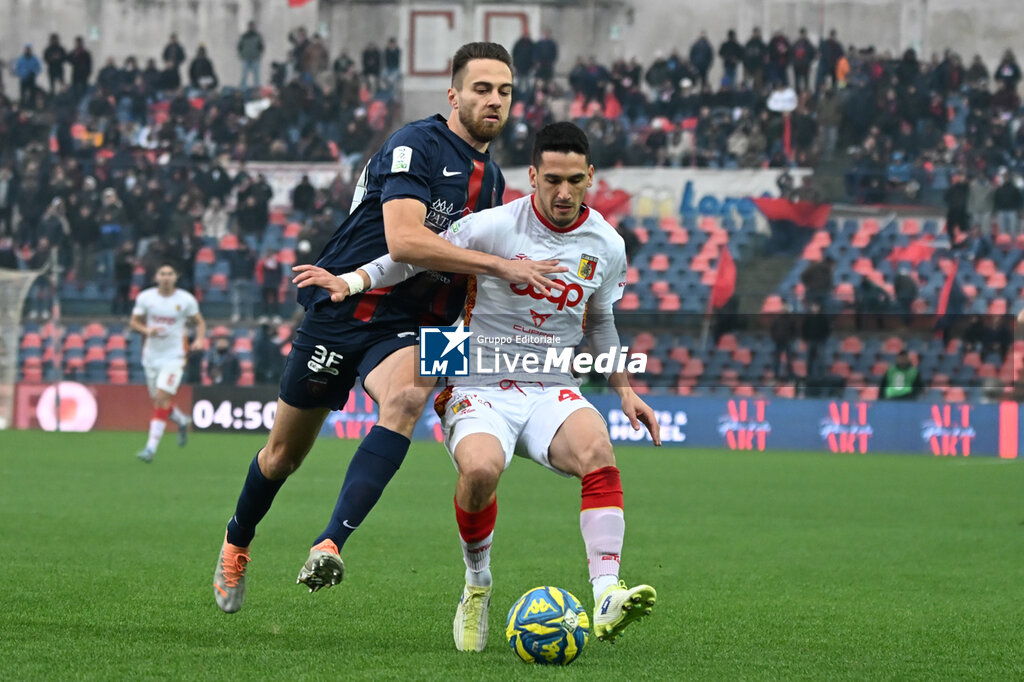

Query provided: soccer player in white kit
[326,122,661,651]
[130,262,207,462]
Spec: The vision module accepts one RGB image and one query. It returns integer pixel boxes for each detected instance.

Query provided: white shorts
[438,382,601,477]
[143,362,185,398]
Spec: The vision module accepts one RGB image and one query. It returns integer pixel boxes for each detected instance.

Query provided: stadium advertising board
[13,382,1015,458]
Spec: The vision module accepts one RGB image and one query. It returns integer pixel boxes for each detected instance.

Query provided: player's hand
[1018,307,1024,325]
[620,392,662,446]
[292,264,356,303]
[493,259,568,297]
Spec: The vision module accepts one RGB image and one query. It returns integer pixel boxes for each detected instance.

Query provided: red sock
[580,466,624,581]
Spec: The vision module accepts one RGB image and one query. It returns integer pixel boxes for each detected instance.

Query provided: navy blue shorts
[278,324,420,411]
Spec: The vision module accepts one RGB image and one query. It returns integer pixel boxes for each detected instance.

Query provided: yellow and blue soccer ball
[505,586,589,665]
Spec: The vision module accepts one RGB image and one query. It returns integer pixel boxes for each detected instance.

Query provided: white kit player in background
[312,122,661,651]
[130,262,207,462]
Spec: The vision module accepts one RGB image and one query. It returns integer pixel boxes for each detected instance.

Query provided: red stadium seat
[83,322,107,340]
[658,294,681,311]
[733,385,755,396]
[732,348,752,365]
[761,295,784,314]
[930,373,950,387]
[234,337,253,353]
[669,347,690,363]
[682,358,704,378]
[974,259,996,277]
[649,254,670,272]
[839,336,863,354]
[869,362,889,376]
[626,267,640,285]
[987,272,1008,290]
[63,333,85,350]
[861,218,880,234]
[851,231,872,248]
[829,361,852,378]
[209,273,229,290]
[105,335,127,351]
[633,227,649,243]
[988,298,1008,315]
[284,222,302,238]
[651,280,671,296]
[944,387,967,403]
[270,209,288,225]
[238,370,255,387]
[859,386,879,401]
[22,358,43,383]
[835,283,855,303]
[881,337,903,354]
[219,233,240,250]
[21,333,42,349]
[196,247,216,264]
[618,292,640,310]
[277,249,296,266]
[962,352,981,368]
[899,218,921,235]
[631,333,656,353]
[668,230,689,245]
[774,384,796,398]
[977,363,998,379]
[717,334,738,352]
[85,346,106,363]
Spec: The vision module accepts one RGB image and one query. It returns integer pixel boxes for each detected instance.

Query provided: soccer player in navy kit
[213,42,565,613]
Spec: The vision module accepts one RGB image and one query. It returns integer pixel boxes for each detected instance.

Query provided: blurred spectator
[718,30,743,87]
[289,27,309,73]
[26,237,55,319]
[534,30,558,81]
[878,350,924,400]
[770,305,796,379]
[189,45,218,91]
[512,32,534,81]
[229,241,257,322]
[968,173,994,233]
[962,315,987,352]
[944,173,970,241]
[43,33,67,94]
[817,29,842,92]
[743,27,767,91]
[14,44,42,107]
[237,21,265,89]
[383,37,401,91]
[201,197,229,241]
[69,200,99,287]
[801,302,830,378]
[303,34,329,80]
[162,33,186,77]
[766,30,791,87]
[255,249,282,319]
[816,87,841,158]
[362,42,381,93]
[893,268,918,325]
[791,28,816,92]
[993,171,1022,237]
[253,317,285,384]
[207,334,241,385]
[994,50,1021,92]
[854,277,891,330]
[111,240,136,315]
[0,165,17,237]
[967,54,989,85]
[689,31,713,87]
[291,174,316,220]
[801,257,834,309]
[68,36,92,101]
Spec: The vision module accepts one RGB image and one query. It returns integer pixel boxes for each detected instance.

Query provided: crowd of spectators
[4,23,1024,328]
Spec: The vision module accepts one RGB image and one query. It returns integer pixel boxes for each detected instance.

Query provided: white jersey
[366,195,627,386]
[132,287,199,367]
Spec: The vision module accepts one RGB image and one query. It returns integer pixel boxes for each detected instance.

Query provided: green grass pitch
[0,430,1021,680]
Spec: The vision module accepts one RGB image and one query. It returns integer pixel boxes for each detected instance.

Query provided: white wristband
[339,271,366,295]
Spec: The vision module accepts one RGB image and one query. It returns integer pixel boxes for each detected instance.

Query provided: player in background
[213,42,565,614]
[323,122,660,649]
[129,262,206,462]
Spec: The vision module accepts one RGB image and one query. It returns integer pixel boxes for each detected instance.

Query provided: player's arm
[188,311,207,351]
[130,313,153,337]
[383,198,565,295]
[584,305,662,446]
[292,253,424,303]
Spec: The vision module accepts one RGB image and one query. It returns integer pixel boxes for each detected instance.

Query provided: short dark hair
[531,121,591,168]
[451,42,512,86]
[157,261,179,273]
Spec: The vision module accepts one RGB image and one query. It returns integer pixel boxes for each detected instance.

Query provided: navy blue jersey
[298,114,505,331]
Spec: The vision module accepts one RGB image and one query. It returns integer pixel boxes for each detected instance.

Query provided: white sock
[465,567,492,588]
[146,418,166,452]
[592,574,619,603]
[171,406,189,426]
[461,531,493,587]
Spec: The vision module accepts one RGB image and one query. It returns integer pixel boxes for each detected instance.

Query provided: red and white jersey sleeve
[132,287,199,367]
[441,194,627,386]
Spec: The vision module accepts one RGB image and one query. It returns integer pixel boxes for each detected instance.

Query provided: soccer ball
[505,586,589,665]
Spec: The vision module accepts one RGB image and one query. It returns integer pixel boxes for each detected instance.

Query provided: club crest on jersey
[578,254,598,280]
[451,398,472,414]
[530,309,551,327]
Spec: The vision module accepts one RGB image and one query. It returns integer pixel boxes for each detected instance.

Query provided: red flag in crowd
[710,245,736,309]
[752,197,831,229]
[935,258,960,319]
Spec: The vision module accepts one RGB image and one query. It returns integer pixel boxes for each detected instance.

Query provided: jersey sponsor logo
[441,166,462,176]
[449,214,472,234]
[513,253,530,260]
[150,315,179,325]
[529,309,551,327]
[307,344,344,376]
[419,326,471,377]
[391,145,413,173]
[509,279,585,310]
[578,254,599,280]
[426,197,460,231]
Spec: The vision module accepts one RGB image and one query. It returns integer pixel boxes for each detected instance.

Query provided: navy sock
[226,453,286,547]
[315,425,410,549]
